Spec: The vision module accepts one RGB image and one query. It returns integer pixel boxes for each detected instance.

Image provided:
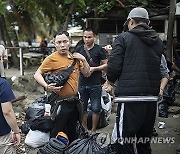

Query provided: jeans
[79,85,102,113]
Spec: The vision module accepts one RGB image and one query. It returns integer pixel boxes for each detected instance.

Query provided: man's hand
[89,67,96,75]
[73,52,91,77]
[102,80,114,95]
[46,83,63,92]
[12,132,21,146]
[73,52,86,61]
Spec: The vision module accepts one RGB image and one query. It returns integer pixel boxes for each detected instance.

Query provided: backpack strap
[66,58,77,73]
[84,45,96,66]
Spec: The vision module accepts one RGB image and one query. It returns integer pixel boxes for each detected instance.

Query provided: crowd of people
[0,7,180,154]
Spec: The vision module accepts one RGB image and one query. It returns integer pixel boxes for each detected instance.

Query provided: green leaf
[64,0,74,5]
[0,1,7,15]
[77,0,85,7]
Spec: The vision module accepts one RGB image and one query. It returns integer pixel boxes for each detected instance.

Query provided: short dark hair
[83,27,97,35]
[132,17,149,25]
[53,30,70,39]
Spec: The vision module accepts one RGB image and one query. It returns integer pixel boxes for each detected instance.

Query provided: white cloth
[0,45,7,77]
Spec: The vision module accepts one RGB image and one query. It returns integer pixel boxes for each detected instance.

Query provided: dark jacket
[107,24,163,96]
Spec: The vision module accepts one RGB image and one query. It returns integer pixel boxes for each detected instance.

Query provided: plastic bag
[101,91,112,121]
[95,144,116,154]
[25,129,50,148]
[20,117,36,134]
[158,99,168,118]
[87,110,108,130]
[30,116,54,132]
[38,138,66,154]
[25,96,48,120]
[163,80,175,105]
[174,79,180,93]
[101,96,112,111]
[64,133,110,154]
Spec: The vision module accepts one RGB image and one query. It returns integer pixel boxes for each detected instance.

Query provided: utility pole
[166,0,176,62]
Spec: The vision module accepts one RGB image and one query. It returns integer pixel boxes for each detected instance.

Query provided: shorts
[79,85,102,113]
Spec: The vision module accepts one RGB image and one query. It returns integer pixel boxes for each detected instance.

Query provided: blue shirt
[0,78,15,136]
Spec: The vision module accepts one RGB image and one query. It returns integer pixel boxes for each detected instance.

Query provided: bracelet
[160,88,164,91]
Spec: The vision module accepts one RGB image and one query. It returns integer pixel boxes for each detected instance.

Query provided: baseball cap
[124,7,149,26]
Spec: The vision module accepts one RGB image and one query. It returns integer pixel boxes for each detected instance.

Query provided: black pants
[50,100,79,143]
[116,102,157,154]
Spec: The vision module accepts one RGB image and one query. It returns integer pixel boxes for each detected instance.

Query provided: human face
[55,34,71,55]
[83,31,95,48]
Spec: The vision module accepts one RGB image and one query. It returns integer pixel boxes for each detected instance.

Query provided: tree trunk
[166,0,176,62]
[63,2,75,30]
[94,7,99,34]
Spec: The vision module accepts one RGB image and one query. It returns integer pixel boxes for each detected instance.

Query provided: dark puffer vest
[107,24,163,96]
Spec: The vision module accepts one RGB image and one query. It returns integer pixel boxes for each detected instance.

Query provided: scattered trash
[11,76,17,81]
[173,115,179,118]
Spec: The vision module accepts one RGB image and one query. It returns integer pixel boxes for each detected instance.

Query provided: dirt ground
[5,67,180,154]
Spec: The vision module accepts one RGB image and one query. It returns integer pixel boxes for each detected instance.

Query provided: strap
[67,58,77,71]
[71,58,77,67]
[65,58,77,73]
[84,45,96,65]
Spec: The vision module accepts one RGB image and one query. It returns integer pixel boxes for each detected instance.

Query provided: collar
[85,43,95,51]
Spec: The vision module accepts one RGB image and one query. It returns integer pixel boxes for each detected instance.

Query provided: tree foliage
[0,0,162,67]
[0,0,154,43]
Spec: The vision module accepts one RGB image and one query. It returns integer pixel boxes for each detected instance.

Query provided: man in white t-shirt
[0,45,8,78]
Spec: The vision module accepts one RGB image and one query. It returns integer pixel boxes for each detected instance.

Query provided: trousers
[115,102,157,154]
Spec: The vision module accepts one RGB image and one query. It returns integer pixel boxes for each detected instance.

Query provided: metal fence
[5,46,55,75]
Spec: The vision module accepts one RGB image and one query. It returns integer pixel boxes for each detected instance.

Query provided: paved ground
[100,112,180,154]
[4,67,180,154]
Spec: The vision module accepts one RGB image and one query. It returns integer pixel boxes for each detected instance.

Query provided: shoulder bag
[44,59,76,87]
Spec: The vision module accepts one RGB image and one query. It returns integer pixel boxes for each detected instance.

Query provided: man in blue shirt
[0,77,21,153]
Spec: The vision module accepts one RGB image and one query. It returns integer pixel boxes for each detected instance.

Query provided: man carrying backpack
[34,30,90,143]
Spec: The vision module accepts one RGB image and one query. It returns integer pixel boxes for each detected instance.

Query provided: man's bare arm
[1,102,20,133]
